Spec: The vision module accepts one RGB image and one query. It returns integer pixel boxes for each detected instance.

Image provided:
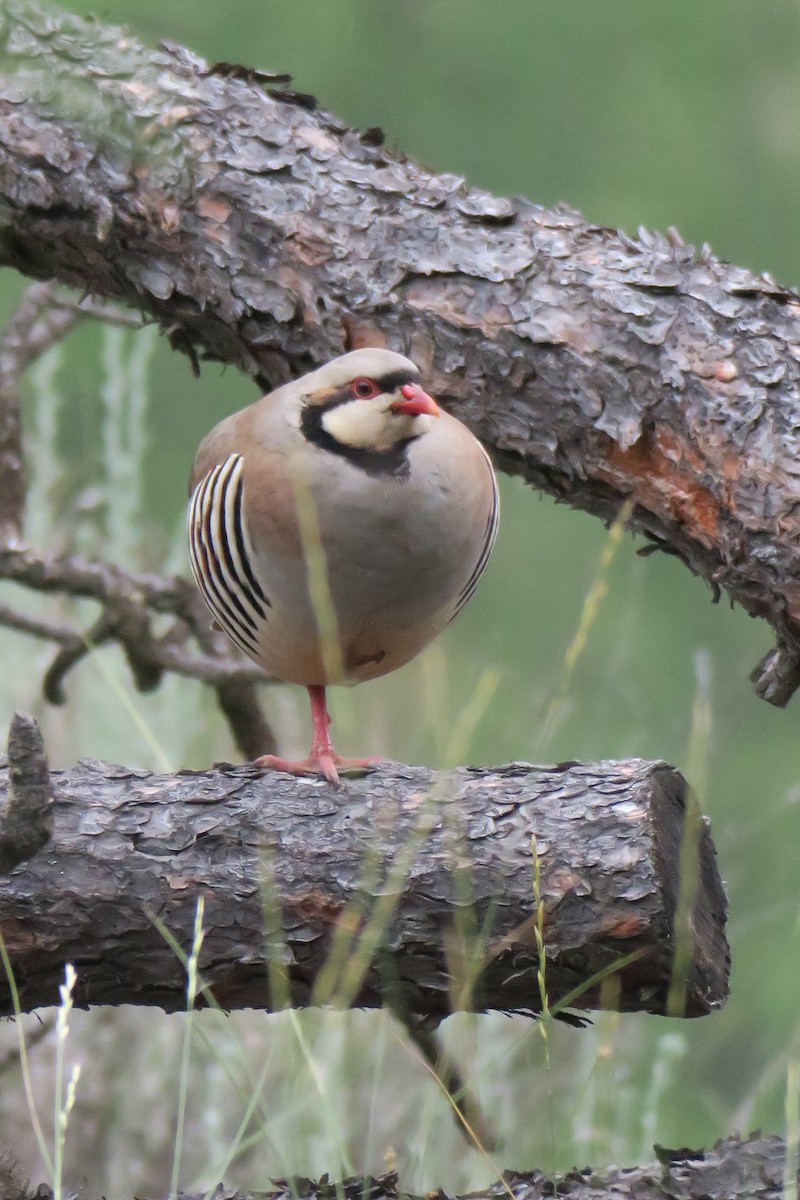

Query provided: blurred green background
[3,0,800,1194]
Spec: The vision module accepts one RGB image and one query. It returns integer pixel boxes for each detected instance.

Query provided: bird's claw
[254,751,380,788]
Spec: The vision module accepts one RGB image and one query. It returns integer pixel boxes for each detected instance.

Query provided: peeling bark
[1,4,800,700]
[0,757,728,1021]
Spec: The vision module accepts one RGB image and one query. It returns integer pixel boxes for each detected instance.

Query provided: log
[2,2,800,702]
[0,754,728,1020]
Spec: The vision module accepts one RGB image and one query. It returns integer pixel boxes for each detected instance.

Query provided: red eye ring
[351,376,380,400]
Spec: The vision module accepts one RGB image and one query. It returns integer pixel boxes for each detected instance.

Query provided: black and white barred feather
[188,453,270,658]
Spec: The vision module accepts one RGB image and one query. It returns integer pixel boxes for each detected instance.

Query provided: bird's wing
[188,451,273,659]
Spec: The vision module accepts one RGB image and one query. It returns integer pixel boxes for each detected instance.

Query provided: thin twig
[0,600,268,684]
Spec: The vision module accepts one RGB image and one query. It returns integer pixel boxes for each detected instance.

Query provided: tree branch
[0,713,52,872]
[2,2,800,701]
[0,541,276,735]
[0,756,728,1021]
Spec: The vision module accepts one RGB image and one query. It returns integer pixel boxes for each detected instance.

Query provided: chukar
[188,348,499,785]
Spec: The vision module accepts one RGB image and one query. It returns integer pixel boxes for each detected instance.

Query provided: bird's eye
[351,377,379,400]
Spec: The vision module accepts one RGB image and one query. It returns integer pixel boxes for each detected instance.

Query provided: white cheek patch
[410,414,434,436]
[321,398,387,447]
[321,398,430,450]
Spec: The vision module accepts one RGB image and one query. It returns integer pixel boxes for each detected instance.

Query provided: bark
[0,754,728,1021]
[2,4,800,702]
[0,713,52,872]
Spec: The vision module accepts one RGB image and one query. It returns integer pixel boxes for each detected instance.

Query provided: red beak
[390,383,441,418]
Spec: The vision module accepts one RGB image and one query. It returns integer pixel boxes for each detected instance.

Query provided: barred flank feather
[188,453,270,658]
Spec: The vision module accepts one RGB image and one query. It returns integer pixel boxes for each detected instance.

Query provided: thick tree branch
[2,3,800,701]
[0,756,728,1021]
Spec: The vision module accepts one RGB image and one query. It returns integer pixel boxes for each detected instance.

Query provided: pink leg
[254,685,378,787]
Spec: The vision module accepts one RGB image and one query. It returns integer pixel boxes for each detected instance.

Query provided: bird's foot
[254,751,380,788]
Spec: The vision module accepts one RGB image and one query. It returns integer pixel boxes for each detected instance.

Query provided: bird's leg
[254,685,378,787]
[305,684,340,783]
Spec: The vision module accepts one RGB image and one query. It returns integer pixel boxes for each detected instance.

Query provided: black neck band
[300,388,416,480]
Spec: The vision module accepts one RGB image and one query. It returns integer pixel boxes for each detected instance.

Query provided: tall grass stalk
[396,1026,515,1200]
[667,649,711,1016]
[569,1014,618,1159]
[686,648,712,810]
[0,947,81,1197]
[401,1029,452,1185]
[443,945,643,1134]
[260,845,292,1012]
[171,895,206,1199]
[201,1055,274,1199]
[539,498,634,753]
[638,1033,685,1162]
[312,841,383,1009]
[312,796,442,1009]
[443,814,499,1015]
[291,469,344,686]
[287,1008,354,1184]
[0,934,54,1181]
[53,964,80,1200]
[730,1031,800,1136]
[443,666,502,767]
[786,1058,799,1200]
[148,906,300,1179]
[530,834,557,1171]
[84,641,175,771]
[362,1009,392,1178]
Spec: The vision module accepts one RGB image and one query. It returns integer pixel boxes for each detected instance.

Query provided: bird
[188,348,499,785]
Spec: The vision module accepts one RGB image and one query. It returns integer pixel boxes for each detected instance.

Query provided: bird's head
[297,350,440,468]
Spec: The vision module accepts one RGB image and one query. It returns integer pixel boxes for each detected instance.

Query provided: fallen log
[0,754,728,1021]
